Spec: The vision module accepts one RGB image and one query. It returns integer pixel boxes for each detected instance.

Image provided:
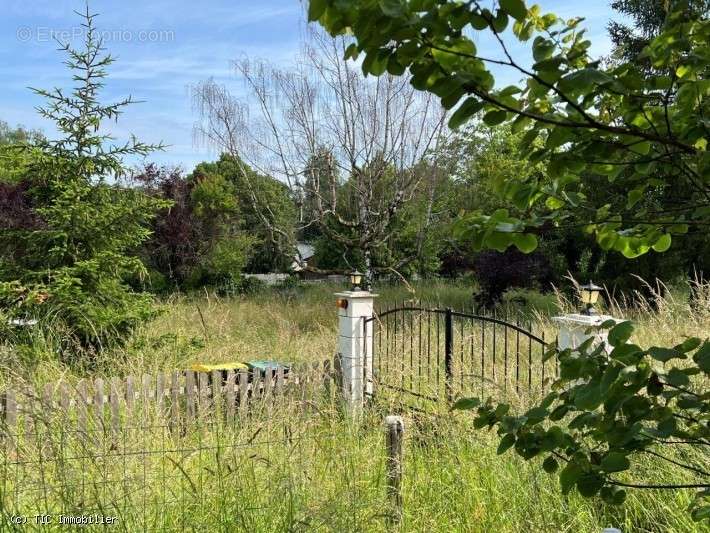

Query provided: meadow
[1,279,709,532]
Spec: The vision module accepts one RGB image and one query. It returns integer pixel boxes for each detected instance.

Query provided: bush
[472,249,554,308]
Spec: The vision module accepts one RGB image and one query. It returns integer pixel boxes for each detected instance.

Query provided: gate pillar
[552,313,622,354]
[335,289,377,411]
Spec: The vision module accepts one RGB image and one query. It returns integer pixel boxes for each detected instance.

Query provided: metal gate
[363,306,553,406]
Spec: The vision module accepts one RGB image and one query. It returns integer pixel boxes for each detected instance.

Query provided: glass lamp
[350,270,363,291]
[579,281,603,315]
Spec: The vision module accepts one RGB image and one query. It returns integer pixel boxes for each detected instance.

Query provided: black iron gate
[363,306,554,406]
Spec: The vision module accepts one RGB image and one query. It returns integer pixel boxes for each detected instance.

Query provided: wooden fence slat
[157,373,166,417]
[185,371,196,423]
[226,370,236,422]
[76,380,88,437]
[4,389,17,432]
[110,377,121,438]
[141,374,152,428]
[23,386,36,441]
[211,370,222,416]
[264,366,273,400]
[275,366,285,398]
[170,371,180,431]
[198,372,210,420]
[94,378,105,442]
[125,376,135,420]
[59,383,70,411]
[238,369,248,417]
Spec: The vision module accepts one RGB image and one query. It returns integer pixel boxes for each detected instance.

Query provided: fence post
[444,308,453,404]
[384,415,404,525]
[552,314,622,354]
[334,288,378,412]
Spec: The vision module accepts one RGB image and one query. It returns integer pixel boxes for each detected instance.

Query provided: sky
[0,0,626,172]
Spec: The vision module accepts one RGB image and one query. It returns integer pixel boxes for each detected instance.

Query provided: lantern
[350,270,363,291]
[579,280,603,315]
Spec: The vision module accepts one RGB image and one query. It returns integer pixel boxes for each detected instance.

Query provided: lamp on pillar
[350,270,363,292]
[579,281,603,315]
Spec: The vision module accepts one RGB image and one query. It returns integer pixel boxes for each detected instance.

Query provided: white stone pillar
[335,290,377,410]
[552,313,622,353]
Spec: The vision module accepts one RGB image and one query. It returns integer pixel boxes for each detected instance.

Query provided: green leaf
[574,382,602,411]
[600,452,630,473]
[379,0,405,17]
[483,110,508,126]
[452,397,480,410]
[492,10,509,32]
[652,234,672,252]
[666,368,690,387]
[497,433,517,455]
[559,462,581,494]
[500,0,527,21]
[648,346,685,362]
[693,341,710,373]
[577,473,604,497]
[601,486,627,505]
[512,233,538,253]
[448,98,484,129]
[470,13,489,30]
[344,43,359,61]
[608,321,634,347]
[542,456,559,473]
[308,0,328,21]
[675,337,701,353]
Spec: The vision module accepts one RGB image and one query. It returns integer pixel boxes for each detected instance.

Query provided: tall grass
[1,278,708,531]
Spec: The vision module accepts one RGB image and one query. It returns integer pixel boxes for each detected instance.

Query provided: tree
[0,121,44,183]
[0,7,167,350]
[608,0,710,65]
[310,0,708,260]
[192,28,449,284]
[310,0,710,521]
[192,154,297,274]
[130,164,257,292]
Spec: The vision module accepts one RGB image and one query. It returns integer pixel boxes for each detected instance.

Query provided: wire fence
[0,362,351,531]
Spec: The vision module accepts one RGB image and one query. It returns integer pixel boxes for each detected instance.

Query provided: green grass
[1,278,709,532]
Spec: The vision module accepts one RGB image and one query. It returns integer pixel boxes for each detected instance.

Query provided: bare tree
[192,27,448,283]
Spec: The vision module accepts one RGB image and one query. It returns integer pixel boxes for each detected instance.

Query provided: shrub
[472,249,554,308]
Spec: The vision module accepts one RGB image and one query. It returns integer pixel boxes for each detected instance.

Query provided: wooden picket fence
[0,360,335,439]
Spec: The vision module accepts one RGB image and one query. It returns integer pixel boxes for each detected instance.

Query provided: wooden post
[384,415,404,525]
[170,371,180,433]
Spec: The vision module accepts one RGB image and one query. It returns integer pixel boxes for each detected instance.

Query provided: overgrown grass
[1,278,709,531]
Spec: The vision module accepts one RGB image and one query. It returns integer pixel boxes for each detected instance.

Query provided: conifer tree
[0,5,169,351]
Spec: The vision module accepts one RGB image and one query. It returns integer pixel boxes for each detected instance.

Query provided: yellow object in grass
[190,362,249,373]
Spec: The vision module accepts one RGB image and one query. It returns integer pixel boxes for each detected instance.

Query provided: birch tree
[192,28,448,283]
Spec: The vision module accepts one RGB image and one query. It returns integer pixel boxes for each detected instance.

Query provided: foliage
[310,0,709,261]
[0,7,167,350]
[131,164,256,292]
[310,0,710,521]
[608,0,710,65]
[0,121,44,183]
[472,248,553,308]
[455,321,710,521]
[193,154,297,273]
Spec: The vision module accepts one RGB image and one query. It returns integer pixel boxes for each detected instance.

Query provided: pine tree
[0,5,169,352]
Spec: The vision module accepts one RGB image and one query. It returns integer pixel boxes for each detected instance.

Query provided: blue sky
[1,0,624,172]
